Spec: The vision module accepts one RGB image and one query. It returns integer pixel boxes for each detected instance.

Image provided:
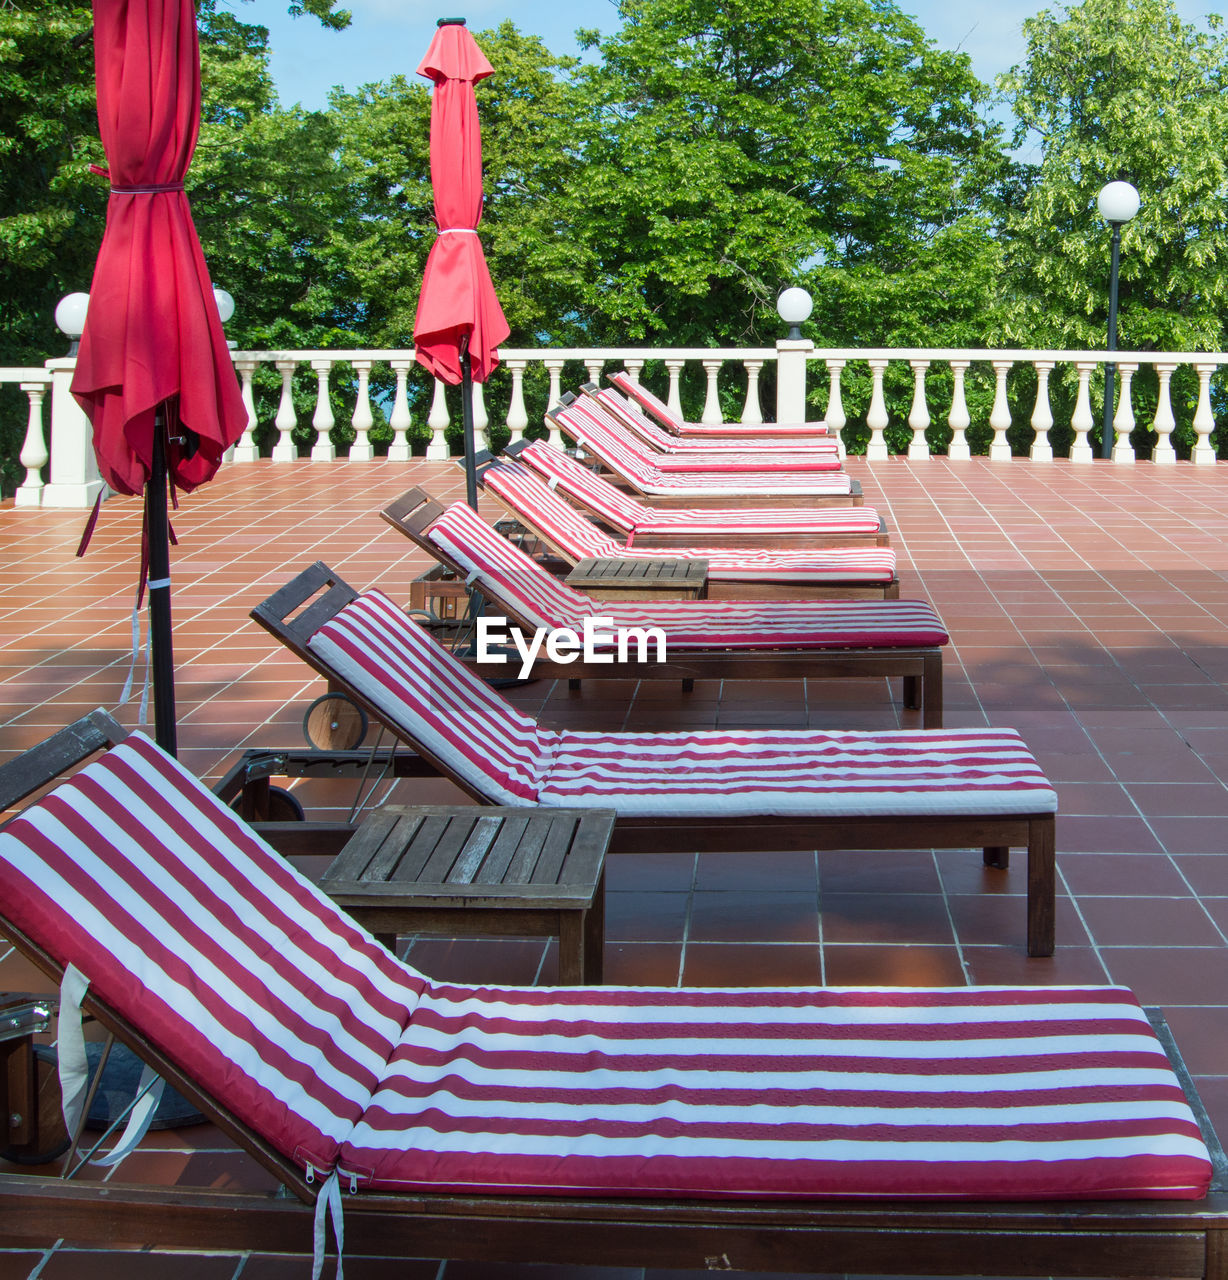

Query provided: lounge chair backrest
[481,461,621,562]
[307,588,557,804]
[552,399,661,484]
[591,387,681,450]
[0,731,427,1176]
[424,500,598,630]
[608,370,682,430]
[516,441,646,534]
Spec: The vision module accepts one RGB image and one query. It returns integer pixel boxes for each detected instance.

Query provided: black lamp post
[1096,180,1140,460]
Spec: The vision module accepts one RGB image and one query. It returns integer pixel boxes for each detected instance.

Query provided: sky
[253,0,1221,118]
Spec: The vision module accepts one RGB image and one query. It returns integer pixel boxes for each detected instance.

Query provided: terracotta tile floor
[3,455,1228,1277]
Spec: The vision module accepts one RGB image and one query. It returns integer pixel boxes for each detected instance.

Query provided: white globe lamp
[776,287,813,340]
[55,292,90,355]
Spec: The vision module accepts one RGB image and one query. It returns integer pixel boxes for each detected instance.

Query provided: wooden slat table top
[320,805,615,911]
[566,556,708,596]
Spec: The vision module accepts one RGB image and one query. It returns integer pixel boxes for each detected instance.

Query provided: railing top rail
[226,347,779,363]
[806,347,1228,365]
[1,368,52,383]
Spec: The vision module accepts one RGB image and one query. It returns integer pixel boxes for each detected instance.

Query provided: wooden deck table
[320,804,615,983]
[565,555,709,600]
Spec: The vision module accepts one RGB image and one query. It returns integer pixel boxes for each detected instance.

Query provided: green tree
[570,0,1010,359]
[999,0,1228,353]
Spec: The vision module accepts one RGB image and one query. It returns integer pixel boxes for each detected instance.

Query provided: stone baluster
[1029,361,1054,462]
[1192,363,1217,465]
[544,357,566,448]
[585,357,604,388]
[388,359,413,461]
[272,359,299,462]
[472,380,490,449]
[504,359,529,446]
[15,381,49,506]
[825,359,847,458]
[232,358,260,462]
[350,359,374,461]
[310,359,335,461]
[1069,362,1096,462]
[664,359,686,420]
[622,358,644,383]
[907,360,930,459]
[988,359,1013,460]
[701,359,723,425]
[426,378,450,460]
[1111,362,1138,464]
[947,359,970,460]
[865,358,890,460]
[1151,363,1178,464]
[741,360,763,425]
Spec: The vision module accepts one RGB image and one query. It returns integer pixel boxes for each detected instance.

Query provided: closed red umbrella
[413,17,510,508]
[71,0,248,753]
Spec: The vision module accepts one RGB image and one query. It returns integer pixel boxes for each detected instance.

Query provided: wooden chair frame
[251,562,1053,956]
[381,486,943,726]
[0,714,1224,1276]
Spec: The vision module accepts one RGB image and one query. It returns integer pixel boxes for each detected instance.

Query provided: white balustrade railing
[1,368,53,507]
[13,345,1228,507]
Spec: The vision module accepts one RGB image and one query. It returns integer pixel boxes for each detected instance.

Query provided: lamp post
[1096,180,1140,460]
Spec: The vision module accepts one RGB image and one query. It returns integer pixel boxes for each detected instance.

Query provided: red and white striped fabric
[0,746,1209,1204]
[564,398,842,473]
[426,501,946,647]
[0,733,426,1175]
[555,401,853,494]
[517,440,883,542]
[609,369,829,439]
[340,983,1212,1199]
[483,462,896,586]
[591,387,833,453]
[307,591,1045,819]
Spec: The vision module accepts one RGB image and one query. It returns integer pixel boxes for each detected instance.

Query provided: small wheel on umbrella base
[0,1045,70,1167]
[229,785,305,823]
[303,692,368,750]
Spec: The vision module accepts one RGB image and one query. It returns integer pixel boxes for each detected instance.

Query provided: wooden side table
[566,555,709,600]
[320,805,615,983]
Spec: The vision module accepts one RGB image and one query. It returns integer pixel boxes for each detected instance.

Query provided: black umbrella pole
[147,405,178,756]
[460,344,478,510]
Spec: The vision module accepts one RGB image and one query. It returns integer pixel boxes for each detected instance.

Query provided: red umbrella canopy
[71,0,247,497]
[413,21,510,386]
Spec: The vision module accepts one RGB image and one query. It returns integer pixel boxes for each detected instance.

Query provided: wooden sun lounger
[472,453,900,601]
[381,486,943,724]
[252,562,1055,956]
[0,714,1224,1278]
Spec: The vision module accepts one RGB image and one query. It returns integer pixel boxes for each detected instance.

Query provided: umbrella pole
[460,337,478,510]
[146,404,178,756]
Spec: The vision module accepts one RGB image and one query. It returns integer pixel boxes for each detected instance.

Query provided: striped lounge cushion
[306,592,1036,819]
[555,403,854,496]
[609,370,829,437]
[484,463,897,586]
[340,983,1212,1200]
[0,733,426,1174]
[592,387,834,454]
[518,441,882,540]
[575,399,841,473]
[426,501,945,647]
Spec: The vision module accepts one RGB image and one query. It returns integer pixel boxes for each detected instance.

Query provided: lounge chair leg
[902,676,919,711]
[568,678,581,692]
[922,650,943,729]
[1027,817,1056,957]
[682,678,694,693]
[984,846,1009,868]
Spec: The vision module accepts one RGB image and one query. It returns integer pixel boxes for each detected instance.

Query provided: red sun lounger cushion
[425,500,944,646]
[609,369,829,437]
[307,591,1046,819]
